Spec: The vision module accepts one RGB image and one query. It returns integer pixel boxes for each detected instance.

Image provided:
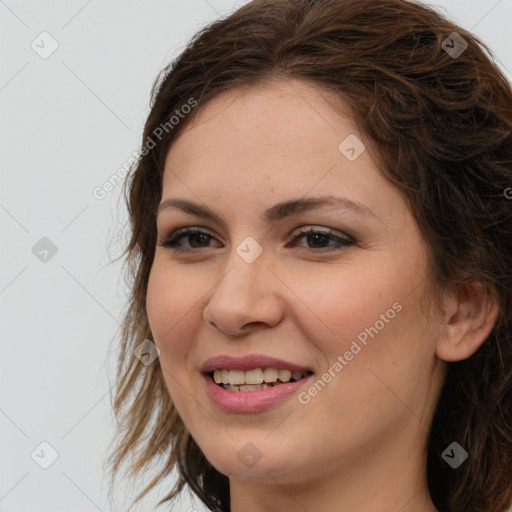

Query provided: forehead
[165,81,361,176]
[172,78,350,152]
[160,79,404,224]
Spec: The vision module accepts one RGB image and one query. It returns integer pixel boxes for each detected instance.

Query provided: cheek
[286,261,429,403]
[146,259,195,360]
[146,263,200,414]
[283,263,399,346]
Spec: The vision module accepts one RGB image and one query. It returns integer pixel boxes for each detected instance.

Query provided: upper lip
[201,354,314,374]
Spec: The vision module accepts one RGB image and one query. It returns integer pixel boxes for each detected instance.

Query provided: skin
[146,78,498,512]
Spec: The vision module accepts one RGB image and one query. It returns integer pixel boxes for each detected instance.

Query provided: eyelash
[157,226,356,253]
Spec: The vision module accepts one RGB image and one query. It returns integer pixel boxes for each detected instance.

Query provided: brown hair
[105,1,512,511]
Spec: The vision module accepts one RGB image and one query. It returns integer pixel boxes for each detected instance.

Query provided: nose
[202,248,284,337]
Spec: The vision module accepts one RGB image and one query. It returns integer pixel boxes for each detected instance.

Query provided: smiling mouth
[207,368,314,392]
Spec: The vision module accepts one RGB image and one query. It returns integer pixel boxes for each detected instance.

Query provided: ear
[436,282,499,362]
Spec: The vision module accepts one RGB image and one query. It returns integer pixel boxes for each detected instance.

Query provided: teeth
[223,383,271,392]
[263,367,278,382]
[240,384,269,391]
[245,368,264,384]
[278,369,292,383]
[212,367,310,387]
[229,369,245,385]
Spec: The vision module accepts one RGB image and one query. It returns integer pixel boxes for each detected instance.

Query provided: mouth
[206,368,315,392]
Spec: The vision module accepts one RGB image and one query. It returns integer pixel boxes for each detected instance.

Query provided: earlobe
[435,282,499,362]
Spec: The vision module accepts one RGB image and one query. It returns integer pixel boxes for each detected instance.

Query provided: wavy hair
[104,1,512,511]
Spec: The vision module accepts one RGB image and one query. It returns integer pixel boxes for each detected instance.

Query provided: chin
[199,437,311,483]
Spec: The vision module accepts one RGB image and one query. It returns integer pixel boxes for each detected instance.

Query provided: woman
[105,1,512,511]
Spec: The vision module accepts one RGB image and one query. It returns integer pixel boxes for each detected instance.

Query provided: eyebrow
[157,195,379,223]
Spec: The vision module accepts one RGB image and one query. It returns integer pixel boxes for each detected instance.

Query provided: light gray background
[1,1,511,511]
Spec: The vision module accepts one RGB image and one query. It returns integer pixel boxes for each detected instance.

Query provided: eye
[158,226,355,253]
[158,227,220,251]
[286,227,355,253]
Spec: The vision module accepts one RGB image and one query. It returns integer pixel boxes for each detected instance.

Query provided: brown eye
[158,228,220,250]
[288,227,355,253]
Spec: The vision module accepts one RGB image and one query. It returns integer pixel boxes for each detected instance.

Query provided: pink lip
[203,372,315,413]
[200,354,314,373]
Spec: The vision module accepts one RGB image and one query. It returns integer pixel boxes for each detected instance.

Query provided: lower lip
[203,373,314,413]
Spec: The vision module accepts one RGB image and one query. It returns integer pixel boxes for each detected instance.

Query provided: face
[146,79,447,490]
